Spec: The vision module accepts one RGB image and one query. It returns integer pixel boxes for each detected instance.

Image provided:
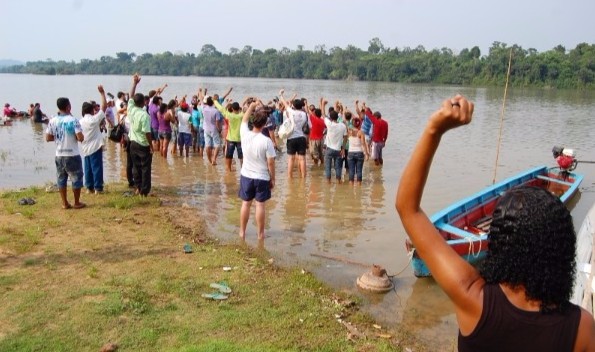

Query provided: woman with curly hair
[396,95,595,351]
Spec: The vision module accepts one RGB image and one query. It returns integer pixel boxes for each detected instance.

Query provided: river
[2,74,595,349]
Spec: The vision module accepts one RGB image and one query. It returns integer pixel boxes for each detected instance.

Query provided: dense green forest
[2,39,594,89]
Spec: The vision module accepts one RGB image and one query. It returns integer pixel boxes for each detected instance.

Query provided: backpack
[277,111,294,139]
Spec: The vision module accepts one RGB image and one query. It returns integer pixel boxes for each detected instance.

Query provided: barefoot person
[239,101,276,242]
[45,97,86,209]
[396,95,595,351]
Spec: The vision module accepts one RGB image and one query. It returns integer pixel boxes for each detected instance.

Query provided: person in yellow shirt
[214,100,243,172]
[127,74,153,196]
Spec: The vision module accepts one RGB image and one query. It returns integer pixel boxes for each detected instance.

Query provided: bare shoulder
[574,308,595,352]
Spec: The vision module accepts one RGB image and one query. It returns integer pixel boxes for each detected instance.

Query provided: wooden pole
[492,48,513,184]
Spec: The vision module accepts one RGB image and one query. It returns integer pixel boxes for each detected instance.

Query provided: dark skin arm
[98,85,107,112]
[130,73,140,99]
[396,95,483,336]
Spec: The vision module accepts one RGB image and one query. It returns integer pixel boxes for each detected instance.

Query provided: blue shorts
[178,132,192,147]
[204,130,221,148]
[55,155,83,189]
[225,141,243,159]
[151,128,159,141]
[239,175,271,202]
[198,128,205,147]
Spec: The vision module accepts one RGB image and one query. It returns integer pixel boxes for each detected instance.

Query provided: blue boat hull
[409,166,583,277]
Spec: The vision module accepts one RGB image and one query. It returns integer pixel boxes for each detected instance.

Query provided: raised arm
[355,100,364,118]
[395,95,483,334]
[242,100,258,124]
[320,98,328,117]
[98,85,107,112]
[130,74,141,99]
[222,87,233,100]
[156,83,168,96]
[278,89,289,109]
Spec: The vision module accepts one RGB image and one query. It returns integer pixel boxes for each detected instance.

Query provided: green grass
[0,184,418,351]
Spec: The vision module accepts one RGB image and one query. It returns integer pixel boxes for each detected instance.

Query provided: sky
[1,0,594,63]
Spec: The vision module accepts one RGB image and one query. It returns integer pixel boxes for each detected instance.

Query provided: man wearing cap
[198,89,223,166]
[214,100,243,172]
[365,107,389,166]
[80,85,108,194]
[128,74,153,196]
[45,97,86,209]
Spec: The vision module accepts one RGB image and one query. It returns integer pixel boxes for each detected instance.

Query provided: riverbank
[0,183,425,351]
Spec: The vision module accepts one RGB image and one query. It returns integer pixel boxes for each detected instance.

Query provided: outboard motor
[552,146,578,172]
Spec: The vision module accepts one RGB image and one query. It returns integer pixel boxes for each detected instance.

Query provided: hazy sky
[2,0,594,62]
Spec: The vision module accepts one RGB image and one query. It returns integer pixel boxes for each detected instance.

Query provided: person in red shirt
[365,106,388,166]
[308,108,326,166]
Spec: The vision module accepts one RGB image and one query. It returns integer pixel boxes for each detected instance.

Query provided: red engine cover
[556,155,574,169]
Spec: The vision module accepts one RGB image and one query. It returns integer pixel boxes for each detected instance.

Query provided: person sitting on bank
[396,95,595,352]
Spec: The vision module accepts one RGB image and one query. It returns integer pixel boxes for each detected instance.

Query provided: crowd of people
[42,74,390,238]
[27,73,595,349]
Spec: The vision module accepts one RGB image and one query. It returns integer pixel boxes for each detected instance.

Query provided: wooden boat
[571,202,595,314]
[407,166,584,277]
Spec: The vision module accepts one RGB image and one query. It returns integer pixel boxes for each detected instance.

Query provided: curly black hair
[479,186,576,313]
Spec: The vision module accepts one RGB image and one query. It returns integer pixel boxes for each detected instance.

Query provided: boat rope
[466,236,482,259]
[387,253,413,279]
[492,48,514,184]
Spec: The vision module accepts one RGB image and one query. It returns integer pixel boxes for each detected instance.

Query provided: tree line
[2,38,594,89]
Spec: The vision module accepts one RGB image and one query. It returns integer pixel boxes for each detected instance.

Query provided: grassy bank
[0,184,422,351]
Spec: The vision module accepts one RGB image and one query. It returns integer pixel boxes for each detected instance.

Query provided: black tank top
[458,284,581,352]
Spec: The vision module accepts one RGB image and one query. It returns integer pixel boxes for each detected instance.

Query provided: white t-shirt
[46,114,83,157]
[80,110,106,156]
[286,107,310,140]
[324,118,347,151]
[177,110,192,134]
[240,122,276,181]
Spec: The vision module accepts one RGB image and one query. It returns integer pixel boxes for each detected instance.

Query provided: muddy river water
[2,74,595,349]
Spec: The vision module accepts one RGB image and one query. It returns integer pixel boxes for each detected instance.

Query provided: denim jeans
[83,148,104,191]
[125,141,134,187]
[348,152,365,182]
[130,141,152,196]
[324,148,342,180]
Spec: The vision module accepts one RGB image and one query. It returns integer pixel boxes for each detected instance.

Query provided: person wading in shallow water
[238,100,276,244]
[396,95,595,352]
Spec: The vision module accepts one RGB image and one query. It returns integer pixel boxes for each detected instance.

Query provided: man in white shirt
[45,97,86,209]
[239,101,276,242]
[176,102,192,157]
[80,85,107,194]
[324,110,347,183]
